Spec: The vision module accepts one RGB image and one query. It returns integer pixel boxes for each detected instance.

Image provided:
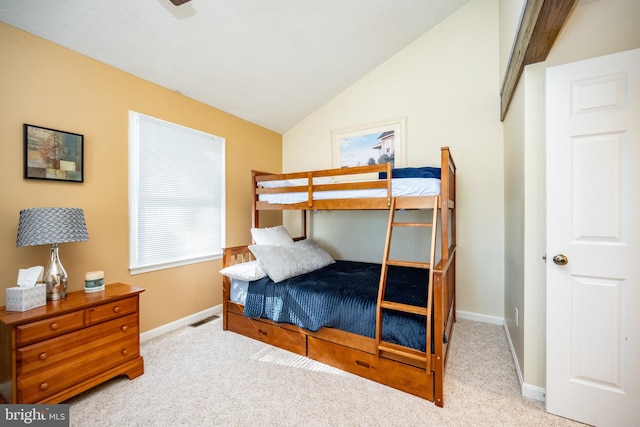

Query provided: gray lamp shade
[16,208,89,247]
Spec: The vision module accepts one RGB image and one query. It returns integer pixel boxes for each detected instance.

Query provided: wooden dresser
[0,283,144,403]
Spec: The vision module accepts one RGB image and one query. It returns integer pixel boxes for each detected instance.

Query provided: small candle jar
[84,271,105,293]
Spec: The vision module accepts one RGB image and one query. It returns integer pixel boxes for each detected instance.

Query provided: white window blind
[129,111,225,274]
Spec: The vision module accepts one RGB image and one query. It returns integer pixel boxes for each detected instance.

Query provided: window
[128,111,225,274]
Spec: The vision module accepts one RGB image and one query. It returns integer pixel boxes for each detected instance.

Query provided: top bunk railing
[253,162,394,210]
[251,151,452,211]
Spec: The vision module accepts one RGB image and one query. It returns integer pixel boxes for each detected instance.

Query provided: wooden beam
[500,0,577,121]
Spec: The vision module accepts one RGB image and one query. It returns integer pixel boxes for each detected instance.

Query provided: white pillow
[250,225,294,245]
[249,239,335,283]
[219,260,267,281]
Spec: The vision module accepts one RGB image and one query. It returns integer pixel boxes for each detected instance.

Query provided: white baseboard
[503,320,546,402]
[140,304,222,343]
[522,383,545,401]
[503,320,525,385]
[456,309,503,325]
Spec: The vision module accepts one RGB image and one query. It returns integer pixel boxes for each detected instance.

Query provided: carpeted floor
[66,317,585,426]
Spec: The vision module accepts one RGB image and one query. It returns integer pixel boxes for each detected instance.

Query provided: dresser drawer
[16,311,84,347]
[17,333,140,403]
[86,296,138,325]
[227,312,306,356]
[17,313,139,376]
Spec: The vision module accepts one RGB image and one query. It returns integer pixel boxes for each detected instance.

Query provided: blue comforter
[244,260,431,351]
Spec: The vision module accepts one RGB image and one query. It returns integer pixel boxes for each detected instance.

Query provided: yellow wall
[0,23,282,332]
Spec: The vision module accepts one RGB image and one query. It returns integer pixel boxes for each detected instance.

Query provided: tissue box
[6,283,47,312]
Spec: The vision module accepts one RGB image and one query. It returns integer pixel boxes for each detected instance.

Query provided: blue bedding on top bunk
[378,166,441,180]
[243,260,431,352]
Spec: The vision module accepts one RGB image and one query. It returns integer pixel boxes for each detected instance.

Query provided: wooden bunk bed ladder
[375,196,439,375]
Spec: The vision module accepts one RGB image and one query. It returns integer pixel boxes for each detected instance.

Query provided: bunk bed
[221,146,456,407]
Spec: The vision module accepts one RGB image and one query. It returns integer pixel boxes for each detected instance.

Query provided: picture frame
[332,117,406,169]
[24,124,84,182]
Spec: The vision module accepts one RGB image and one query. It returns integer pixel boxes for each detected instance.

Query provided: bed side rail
[432,244,456,407]
[253,162,391,183]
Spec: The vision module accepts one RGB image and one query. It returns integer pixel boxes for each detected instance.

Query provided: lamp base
[45,243,68,300]
[47,290,67,301]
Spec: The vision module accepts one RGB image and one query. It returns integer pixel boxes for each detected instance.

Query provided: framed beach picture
[24,124,84,182]
[332,117,406,169]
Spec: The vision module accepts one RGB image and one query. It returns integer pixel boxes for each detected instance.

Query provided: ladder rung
[378,341,427,362]
[391,222,433,228]
[380,301,429,316]
[386,260,430,269]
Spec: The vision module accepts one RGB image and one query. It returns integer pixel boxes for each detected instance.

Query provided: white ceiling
[0,0,470,133]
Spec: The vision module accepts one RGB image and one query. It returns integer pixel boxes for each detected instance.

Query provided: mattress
[242,260,431,352]
[258,177,440,205]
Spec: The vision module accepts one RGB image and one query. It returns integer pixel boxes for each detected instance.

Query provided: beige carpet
[66,317,585,427]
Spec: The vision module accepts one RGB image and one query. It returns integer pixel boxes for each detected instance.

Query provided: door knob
[553,254,568,265]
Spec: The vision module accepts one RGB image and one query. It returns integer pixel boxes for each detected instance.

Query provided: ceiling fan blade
[170,0,191,5]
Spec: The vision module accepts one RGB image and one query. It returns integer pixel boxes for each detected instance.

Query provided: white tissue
[17,266,44,288]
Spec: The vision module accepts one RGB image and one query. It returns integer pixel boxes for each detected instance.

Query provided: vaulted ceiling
[0,0,471,133]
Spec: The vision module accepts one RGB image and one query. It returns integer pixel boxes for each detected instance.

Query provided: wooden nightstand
[0,283,144,403]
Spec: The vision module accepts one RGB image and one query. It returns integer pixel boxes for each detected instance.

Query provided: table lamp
[16,208,89,300]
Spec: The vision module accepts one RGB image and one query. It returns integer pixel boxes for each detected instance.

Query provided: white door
[546,48,640,427]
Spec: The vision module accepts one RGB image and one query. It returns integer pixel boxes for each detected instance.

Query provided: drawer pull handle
[355,360,370,368]
[121,349,128,356]
[121,325,129,332]
[49,322,59,331]
[258,329,268,336]
[39,353,47,361]
[39,382,49,391]
[113,306,121,313]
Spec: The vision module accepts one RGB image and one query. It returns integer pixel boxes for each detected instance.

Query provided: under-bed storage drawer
[307,336,435,401]
[227,312,306,356]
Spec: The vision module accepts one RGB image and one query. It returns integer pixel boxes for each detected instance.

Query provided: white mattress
[258,177,440,205]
